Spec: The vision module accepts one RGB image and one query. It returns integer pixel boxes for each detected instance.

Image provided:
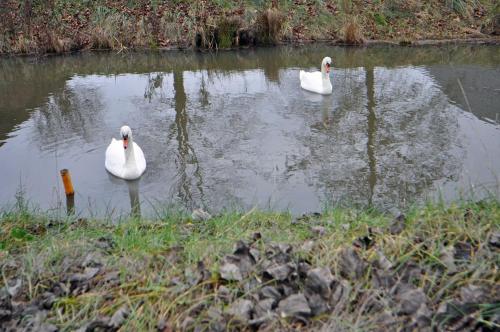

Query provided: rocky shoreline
[1,202,499,331]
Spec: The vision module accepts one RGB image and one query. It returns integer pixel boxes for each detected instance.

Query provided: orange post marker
[60,169,75,196]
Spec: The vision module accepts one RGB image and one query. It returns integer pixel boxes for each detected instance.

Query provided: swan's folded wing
[133,142,147,175]
[105,138,126,176]
[300,71,322,92]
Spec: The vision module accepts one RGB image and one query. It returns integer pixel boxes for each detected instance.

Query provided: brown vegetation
[341,16,364,44]
[257,8,284,45]
[0,0,498,55]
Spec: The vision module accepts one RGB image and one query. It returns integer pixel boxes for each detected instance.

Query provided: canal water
[0,45,499,218]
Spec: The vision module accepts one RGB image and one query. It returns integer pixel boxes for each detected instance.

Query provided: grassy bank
[0,0,499,55]
[1,200,499,330]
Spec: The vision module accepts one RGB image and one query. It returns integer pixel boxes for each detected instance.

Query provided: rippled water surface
[1,45,499,217]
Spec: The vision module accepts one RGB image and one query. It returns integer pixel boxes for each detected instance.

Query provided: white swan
[300,57,333,95]
[105,125,146,180]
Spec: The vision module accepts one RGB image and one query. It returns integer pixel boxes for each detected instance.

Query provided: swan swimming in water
[105,125,146,180]
[299,57,333,95]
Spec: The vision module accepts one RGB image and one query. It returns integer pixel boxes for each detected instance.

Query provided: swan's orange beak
[326,63,331,73]
[123,137,128,150]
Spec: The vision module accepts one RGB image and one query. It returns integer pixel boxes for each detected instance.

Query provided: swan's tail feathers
[299,70,305,81]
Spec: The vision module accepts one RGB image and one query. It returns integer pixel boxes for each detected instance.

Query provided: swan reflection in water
[107,174,141,218]
[127,179,141,218]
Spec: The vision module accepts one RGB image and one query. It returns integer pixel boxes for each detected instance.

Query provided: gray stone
[224,243,255,278]
[5,278,22,298]
[305,267,334,299]
[339,248,365,280]
[459,284,486,303]
[399,261,423,283]
[489,231,500,248]
[102,271,120,287]
[37,292,56,310]
[439,245,457,274]
[156,318,171,332]
[219,262,242,281]
[77,317,109,332]
[413,302,432,328]
[248,312,274,328]
[205,307,225,331]
[372,310,398,331]
[371,268,395,289]
[280,284,295,298]
[264,264,293,281]
[298,261,311,278]
[68,267,100,283]
[277,293,311,321]
[24,310,58,332]
[396,288,428,315]
[375,251,393,271]
[300,240,315,253]
[330,279,350,311]
[249,248,260,262]
[259,286,282,303]
[266,244,292,264]
[389,214,406,235]
[254,298,274,318]
[191,208,211,221]
[305,292,330,316]
[180,316,195,331]
[226,299,253,322]
[311,226,326,236]
[109,305,129,329]
[81,252,104,268]
[217,285,232,303]
[0,288,12,320]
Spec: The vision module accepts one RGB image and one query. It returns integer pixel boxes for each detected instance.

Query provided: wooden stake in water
[60,169,75,214]
[60,169,75,196]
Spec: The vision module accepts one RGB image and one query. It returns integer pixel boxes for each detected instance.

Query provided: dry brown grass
[341,16,364,44]
[12,34,38,54]
[47,33,74,54]
[194,23,217,49]
[88,13,132,50]
[159,14,184,46]
[133,17,151,48]
[257,8,284,44]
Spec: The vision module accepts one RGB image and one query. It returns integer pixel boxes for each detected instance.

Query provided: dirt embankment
[0,0,499,55]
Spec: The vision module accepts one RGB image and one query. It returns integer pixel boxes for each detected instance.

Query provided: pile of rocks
[176,226,500,331]
[1,220,499,331]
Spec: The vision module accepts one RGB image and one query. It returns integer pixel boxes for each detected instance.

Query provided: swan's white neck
[321,65,331,88]
[124,136,136,166]
[321,65,329,79]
